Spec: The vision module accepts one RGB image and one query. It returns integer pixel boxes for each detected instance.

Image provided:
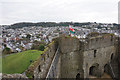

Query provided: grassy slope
[0,57,1,73]
[1,50,42,74]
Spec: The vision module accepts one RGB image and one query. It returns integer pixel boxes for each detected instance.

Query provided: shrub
[2,47,12,55]
[39,44,45,51]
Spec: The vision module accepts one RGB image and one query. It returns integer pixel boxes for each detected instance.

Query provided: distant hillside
[7,22,118,29]
[9,22,91,29]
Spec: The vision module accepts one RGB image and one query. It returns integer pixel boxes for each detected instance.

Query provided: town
[0,22,119,55]
[0,22,120,79]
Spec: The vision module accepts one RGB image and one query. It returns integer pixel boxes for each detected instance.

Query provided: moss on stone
[26,71,33,78]
[43,47,49,52]
[25,41,55,76]
[48,41,54,47]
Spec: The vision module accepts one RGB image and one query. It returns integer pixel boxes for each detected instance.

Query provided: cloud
[0,0,119,25]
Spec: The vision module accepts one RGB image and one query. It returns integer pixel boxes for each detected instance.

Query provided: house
[16,48,21,52]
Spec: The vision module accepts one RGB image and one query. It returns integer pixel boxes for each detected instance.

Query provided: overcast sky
[0,0,119,25]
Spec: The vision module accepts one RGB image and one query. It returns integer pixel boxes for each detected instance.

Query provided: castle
[24,33,120,79]
[3,33,120,79]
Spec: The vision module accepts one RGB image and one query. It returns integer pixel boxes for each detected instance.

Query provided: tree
[2,47,12,55]
[26,34,31,39]
[39,44,45,51]
[31,42,45,51]
[31,44,39,50]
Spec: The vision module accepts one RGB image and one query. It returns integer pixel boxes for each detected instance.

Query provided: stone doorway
[76,73,80,80]
[89,63,99,76]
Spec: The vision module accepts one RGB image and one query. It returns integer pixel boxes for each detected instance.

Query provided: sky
[0,0,119,25]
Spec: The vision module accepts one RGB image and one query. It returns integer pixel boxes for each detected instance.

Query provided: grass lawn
[0,57,1,73]
[1,50,42,74]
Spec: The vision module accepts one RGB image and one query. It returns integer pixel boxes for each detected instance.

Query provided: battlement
[84,33,117,50]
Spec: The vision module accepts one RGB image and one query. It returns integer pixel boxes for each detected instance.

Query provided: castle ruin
[7,33,119,79]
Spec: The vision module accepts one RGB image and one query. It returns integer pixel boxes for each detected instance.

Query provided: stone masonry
[24,33,119,79]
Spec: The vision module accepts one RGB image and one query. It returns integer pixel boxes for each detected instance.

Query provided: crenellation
[84,34,116,50]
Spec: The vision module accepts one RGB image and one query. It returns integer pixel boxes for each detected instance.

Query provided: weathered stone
[24,33,120,79]
[2,74,27,78]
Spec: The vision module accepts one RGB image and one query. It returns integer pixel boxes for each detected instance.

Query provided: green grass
[0,57,2,73]
[1,50,42,74]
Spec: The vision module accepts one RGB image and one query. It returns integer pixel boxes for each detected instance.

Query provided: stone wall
[83,46,116,78]
[84,34,116,50]
[25,41,58,78]
[57,34,118,78]
[2,74,27,78]
[54,34,118,79]
[117,37,120,79]
[25,34,119,79]
[83,34,117,78]
[58,37,84,78]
